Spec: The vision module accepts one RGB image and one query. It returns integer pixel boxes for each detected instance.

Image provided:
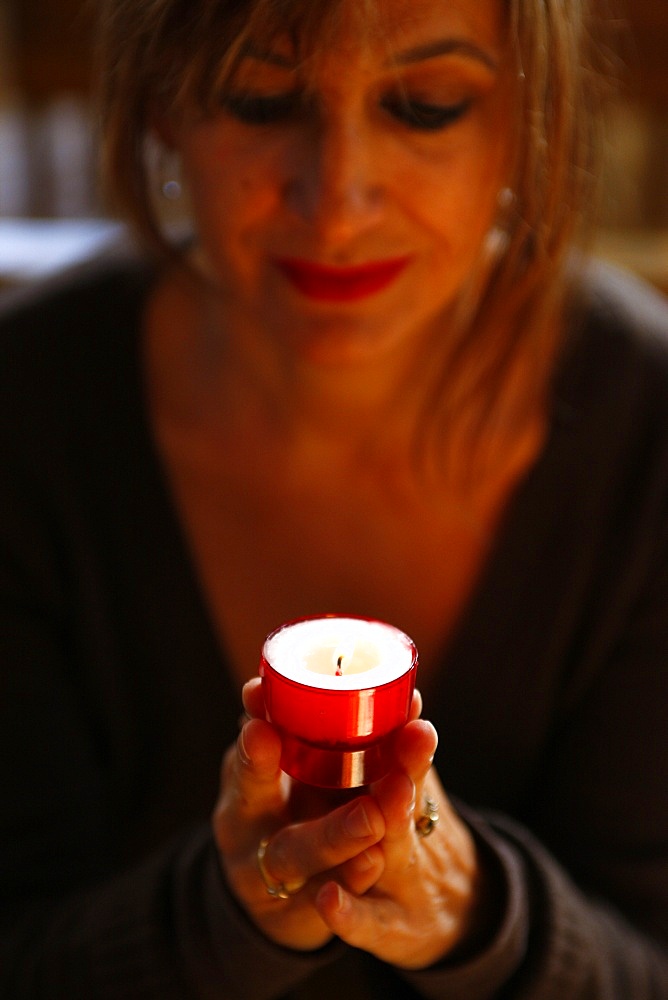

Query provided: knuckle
[270,830,309,885]
[265,830,289,874]
[323,815,344,855]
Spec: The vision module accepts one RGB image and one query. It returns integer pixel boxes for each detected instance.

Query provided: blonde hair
[97,0,616,476]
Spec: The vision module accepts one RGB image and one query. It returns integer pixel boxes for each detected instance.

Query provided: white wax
[264,617,415,691]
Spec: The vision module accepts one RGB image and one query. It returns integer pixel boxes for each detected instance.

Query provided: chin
[284,319,412,368]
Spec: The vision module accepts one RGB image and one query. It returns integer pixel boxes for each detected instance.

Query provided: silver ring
[415,796,439,838]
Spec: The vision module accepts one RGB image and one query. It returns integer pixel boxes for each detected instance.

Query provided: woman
[1,0,667,995]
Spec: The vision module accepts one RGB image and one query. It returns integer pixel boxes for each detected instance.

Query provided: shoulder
[579,257,668,327]
[0,242,157,394]
[0,245,158,469]
[0,243,157,364]
[552,261,668,524]
[568,259,668,370]
[557,260,668,420]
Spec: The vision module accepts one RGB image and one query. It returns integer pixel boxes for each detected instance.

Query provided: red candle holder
[260,616,418,788]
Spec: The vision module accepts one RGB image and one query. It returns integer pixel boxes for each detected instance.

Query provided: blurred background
[0,0,667,291]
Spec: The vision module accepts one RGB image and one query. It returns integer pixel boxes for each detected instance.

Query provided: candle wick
[336,655,344,676]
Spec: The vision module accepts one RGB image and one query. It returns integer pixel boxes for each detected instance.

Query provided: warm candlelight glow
[260,616,418,787]
[266,617,412,689]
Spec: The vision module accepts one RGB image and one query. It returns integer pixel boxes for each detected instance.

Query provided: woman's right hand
[211,679,391,951]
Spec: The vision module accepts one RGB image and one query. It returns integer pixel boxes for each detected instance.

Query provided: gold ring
[257,837,304,899]
[415,796,439,838]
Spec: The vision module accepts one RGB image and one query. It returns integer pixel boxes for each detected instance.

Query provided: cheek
[404,125,510,252]
[397,156,499,257]
[181,133,296,289]
[182,132,285,233]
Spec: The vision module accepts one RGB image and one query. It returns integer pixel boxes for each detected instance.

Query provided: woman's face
[171,0,515,367]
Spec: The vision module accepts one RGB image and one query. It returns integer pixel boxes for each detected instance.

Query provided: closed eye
[221,91,301,125]
[382,97,471,131]
[220,90,471,132]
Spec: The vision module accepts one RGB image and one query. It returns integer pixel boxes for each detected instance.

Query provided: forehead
[372,0,504,43]
[250,0,506,71]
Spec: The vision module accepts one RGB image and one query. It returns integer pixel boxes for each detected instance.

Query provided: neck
[170,266,441,464]
[249,355,419,455]
[146,264,548,522]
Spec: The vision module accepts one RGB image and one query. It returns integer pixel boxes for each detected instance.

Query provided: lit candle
[260,616,418,788]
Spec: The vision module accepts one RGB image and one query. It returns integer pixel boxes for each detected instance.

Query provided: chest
[159,440,499,691]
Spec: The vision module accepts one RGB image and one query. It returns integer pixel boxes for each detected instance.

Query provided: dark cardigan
[1,253,667,998]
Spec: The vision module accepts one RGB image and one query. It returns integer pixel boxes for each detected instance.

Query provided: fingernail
[238,726,252,766]
[345,800,373,838]
[333,882,349,914]
[353,849,377,873]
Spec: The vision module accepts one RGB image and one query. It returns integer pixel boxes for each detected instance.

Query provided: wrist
[444,828,506,964]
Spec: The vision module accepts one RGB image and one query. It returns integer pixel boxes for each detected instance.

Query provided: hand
[211,679,388,951]
[316,724,483,969]
[212,679,482,967]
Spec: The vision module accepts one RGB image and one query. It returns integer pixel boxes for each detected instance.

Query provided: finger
[371,770,416,870]
[241,677,265,719]
[315,881,442,970]
[259,795,385,890]
[315,881,399,958]
[215,718,287,853]
[392,719,438,782]
[367,722,437,876]
[407,688,423,722]
[237,717,282,781]
[338,843,385,895]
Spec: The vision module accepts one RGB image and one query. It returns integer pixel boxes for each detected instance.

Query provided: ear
[148,103,179,149]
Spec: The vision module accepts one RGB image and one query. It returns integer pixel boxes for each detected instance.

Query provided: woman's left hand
[317,720,483,970]
[242,678,484,970]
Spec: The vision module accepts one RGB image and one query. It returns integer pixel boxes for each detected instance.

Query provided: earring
[484,188,517,258]
[159,148,183,201]
[497,187,516,215]
[144,133,184,204]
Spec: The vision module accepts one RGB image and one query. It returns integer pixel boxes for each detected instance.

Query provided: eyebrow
[391,38,499,72]
[240,37,499,73]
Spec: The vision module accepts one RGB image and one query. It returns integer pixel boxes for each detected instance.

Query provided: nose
[284,113,384,247]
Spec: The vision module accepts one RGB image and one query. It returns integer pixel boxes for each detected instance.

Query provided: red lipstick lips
[275,257,410,302]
